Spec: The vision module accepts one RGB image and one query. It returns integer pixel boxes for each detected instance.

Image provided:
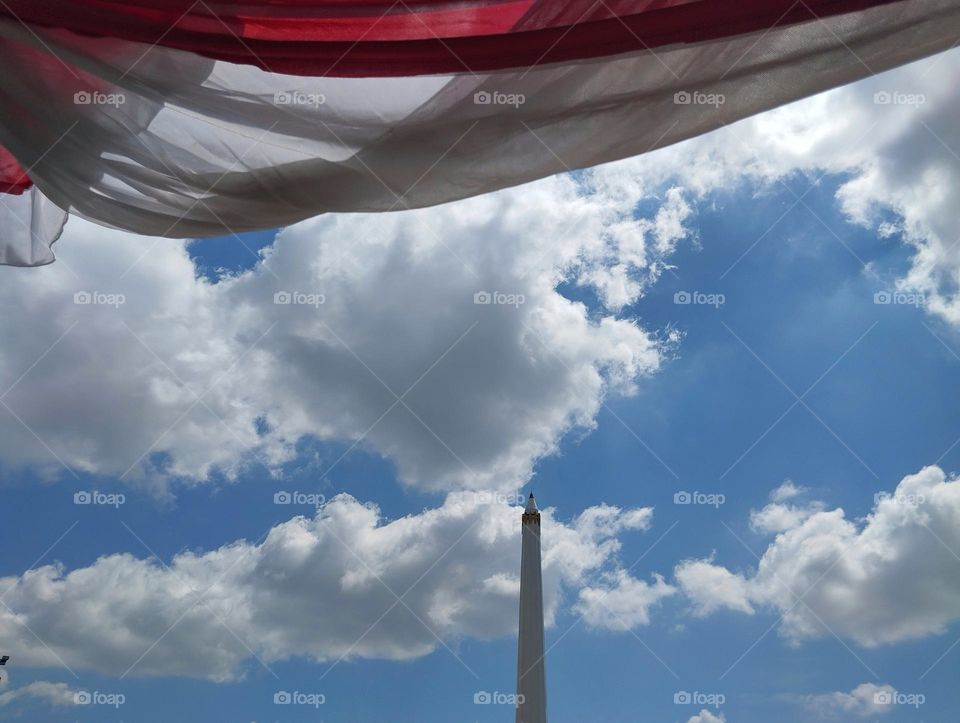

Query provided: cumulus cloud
[802,682,896,718]
[687,710,726,723]
[600,47,960,327]
[749,483,824,534]
[770,481,804,503]
[674,466,960,646]
[0,164,686,494]
[566,476,840,630]
[575,570,676,630]
[0,494,652,680]
[674,559,754,617]
[0,681,78,709]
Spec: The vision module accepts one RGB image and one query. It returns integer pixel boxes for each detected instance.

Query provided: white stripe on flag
[0,0,957,264]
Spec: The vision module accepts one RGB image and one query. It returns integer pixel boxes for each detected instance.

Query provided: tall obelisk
[516,492,547,723]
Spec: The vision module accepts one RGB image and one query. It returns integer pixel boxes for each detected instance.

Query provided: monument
[515,493,546,723]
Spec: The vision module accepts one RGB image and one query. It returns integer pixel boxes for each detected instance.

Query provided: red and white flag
[0,0,957,265]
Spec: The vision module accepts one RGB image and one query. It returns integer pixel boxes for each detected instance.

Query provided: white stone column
[516,493,547,723]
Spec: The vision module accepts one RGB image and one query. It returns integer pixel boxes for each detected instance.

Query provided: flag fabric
[0,188,67,266]
[0,0,957,265]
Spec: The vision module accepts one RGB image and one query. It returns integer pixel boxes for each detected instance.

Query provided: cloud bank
[0,494,653,680]
[0,168,687,494]
[675,465,960,646]
[802,682,896,718]
[0,681,78,710]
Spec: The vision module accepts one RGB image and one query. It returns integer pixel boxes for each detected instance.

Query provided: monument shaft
[516,493,547,723]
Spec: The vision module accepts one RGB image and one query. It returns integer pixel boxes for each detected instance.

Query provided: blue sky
[1,52,960,723]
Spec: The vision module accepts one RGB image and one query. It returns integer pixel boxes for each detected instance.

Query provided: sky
[0,45,959,723]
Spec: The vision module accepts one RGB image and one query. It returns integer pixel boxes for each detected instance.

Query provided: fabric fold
[0,187,68,267]
[0,0,957,266]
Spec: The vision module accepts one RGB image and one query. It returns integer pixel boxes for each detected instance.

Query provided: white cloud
[0,164,687,495]
[0,494,652,680]
[600,48,960,327]
[575,570,676,630]
[803,682,896,718]
[749,484,824,535]
[577,186,692,309]
[674,559,754,617]
[687,710,725,723]
[770,481,804,503]
[0,681,78,709]
[674,465,960,646]
[749,502,824,535]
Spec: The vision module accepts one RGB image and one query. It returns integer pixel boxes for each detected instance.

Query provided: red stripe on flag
[0,0,909,76]
[0,145,31,196]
